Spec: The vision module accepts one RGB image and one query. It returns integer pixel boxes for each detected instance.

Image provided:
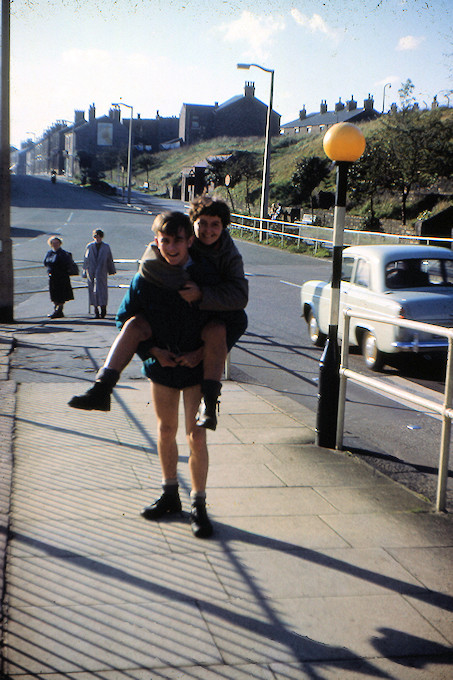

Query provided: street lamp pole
[237,63,274,241]
[112,101,133,204]
[0,0,13,321]
[316,123,365,448]
[382,82,392,113]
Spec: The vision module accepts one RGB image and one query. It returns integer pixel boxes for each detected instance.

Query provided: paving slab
[1,323,453,678]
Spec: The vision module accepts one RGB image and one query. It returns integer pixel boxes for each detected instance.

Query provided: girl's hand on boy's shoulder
[179,281,202,304]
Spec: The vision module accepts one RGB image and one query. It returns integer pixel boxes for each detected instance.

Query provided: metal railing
[13,259,141,297]
[230,214,453,250]
[336,309,453,512]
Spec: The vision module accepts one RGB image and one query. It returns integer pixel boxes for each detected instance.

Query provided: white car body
[301,244,453,370]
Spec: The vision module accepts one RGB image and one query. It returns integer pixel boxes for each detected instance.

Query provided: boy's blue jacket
[116,246,219,381]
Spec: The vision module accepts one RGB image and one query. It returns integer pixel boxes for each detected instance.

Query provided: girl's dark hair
[189,196,231,229]
[152,211,193,238]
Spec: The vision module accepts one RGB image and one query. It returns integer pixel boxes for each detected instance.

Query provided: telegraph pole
[0,0,14,322]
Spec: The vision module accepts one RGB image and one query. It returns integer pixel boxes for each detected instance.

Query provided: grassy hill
[126,111,452,225]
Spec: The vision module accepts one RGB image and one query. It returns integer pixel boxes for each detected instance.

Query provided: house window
[319,125,325,131]
[295,127,300,133]
[191,116,200,129]
[306,126,312,133]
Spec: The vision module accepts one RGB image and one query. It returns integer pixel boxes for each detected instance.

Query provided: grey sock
[190,490,206,505]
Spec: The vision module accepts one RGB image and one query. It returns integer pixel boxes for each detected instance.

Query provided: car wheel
[362,331,385,371]
[307,310,326,347]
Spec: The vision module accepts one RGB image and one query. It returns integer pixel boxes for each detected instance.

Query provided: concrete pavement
[0,285,452,678]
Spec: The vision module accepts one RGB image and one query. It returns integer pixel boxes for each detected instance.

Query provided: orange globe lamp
[323,122,366,162]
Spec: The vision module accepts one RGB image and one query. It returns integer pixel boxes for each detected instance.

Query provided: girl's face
[50,239,61,251]
[193,214,223,247]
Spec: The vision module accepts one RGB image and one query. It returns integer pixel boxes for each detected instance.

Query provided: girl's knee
[123,315,152,342]
[202,320,226,343]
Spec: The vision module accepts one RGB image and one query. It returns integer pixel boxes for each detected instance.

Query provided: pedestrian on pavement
[117,211,216,537]
[82,229,116,318]
[43,236,74,319]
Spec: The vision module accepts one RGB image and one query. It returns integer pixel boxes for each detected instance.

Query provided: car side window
[354,259,370,288]
[341,257,355,282]
[444,260,453,285]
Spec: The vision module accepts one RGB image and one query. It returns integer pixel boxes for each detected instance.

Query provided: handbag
[68,254,79,276]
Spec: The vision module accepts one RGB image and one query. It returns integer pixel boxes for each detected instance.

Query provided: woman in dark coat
[43,236,74,318]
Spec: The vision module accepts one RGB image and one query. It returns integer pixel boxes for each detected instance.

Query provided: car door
[340,256,373,346]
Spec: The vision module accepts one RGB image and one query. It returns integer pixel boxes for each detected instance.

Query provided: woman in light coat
[83,229,116,318]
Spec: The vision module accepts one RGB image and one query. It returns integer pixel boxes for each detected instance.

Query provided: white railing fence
[230,214,453,250]
[336,309,453,512]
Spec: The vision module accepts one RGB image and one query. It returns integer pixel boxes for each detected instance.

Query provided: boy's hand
[175,347,203,368]
[179,281,202,303]
[150,347,179,367]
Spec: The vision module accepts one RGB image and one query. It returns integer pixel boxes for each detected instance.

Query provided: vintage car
[301,244,453,370]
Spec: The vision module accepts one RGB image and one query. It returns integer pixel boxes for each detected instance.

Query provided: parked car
[301,244,453,370]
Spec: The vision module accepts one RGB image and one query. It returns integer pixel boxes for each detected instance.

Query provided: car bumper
[391,338,449,352]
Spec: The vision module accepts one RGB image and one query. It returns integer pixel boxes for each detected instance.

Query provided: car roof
[343,244,453,264]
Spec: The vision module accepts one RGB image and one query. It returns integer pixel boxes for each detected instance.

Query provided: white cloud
[290,9,339,40]
[218,10,285,60]
[396,35,425,51]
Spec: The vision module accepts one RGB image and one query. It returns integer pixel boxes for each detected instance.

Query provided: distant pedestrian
[43,236,74,319]
[82,229,116,318]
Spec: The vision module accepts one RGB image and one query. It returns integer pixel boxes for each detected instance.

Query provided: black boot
[68,367,120,411]
[141,491,182,520]
[196,380,222,431]
[190,500,213,539]
[100,305,107,318]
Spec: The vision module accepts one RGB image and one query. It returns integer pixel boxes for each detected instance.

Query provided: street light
[237,63,274,241]
[316,122,365,448]
[382,82,392,113]
[112,101,133,204]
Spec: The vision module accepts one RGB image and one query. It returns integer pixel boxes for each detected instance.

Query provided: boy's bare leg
[68,314,152,411]
[184,385,209,492]
[184,384,213,538]
[196,321,226,431]
[141,382,182,519]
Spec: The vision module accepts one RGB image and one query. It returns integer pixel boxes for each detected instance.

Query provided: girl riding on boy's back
[69,197,248,431]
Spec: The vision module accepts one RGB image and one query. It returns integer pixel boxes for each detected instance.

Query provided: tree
[398,78,416,109]
[225,151,260,214]
[206,151,260,214]
[348,137,390,227]
[382,108,453,223]
[134,152,156,184]
[291,156,331,208]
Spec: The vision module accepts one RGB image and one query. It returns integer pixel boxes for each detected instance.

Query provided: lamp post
[316,122,365,448]
[112,101,133,204]
[237,62,274,241]
[0,0,13,321]
[382,82,392,113]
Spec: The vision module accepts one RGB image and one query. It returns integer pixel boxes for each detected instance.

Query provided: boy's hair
[189,196,231,229]
[152,211,193,239]
[93,229,104,238]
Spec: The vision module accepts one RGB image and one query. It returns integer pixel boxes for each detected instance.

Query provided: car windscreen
[385,258,453,289]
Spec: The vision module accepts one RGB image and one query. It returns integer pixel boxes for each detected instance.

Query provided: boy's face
[155,227,194,266]
[193,214,223,247]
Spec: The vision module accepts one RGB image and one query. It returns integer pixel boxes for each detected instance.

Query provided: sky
[10,0,453,148]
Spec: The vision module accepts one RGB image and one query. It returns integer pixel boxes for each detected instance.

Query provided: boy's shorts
[143,361,204,389]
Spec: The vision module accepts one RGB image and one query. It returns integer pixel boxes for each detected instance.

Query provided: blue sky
[10,0,452,148]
